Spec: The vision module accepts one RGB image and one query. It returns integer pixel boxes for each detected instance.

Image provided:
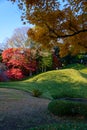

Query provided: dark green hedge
[48,100,87,117]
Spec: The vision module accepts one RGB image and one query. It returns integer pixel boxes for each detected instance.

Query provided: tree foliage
[8,0,87,56]
[2,48,37,80]
[39,51,52,72]
[6,68,24,80]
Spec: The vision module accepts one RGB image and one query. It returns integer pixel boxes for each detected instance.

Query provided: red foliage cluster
[2,48,37,80]
[6,68,24,80]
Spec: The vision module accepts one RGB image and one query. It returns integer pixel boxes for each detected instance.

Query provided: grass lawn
[0,64,87,99]
[0,64,87,130]
[29,121,87,130]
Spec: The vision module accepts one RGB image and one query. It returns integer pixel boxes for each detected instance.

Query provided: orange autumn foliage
[9,0,87,57]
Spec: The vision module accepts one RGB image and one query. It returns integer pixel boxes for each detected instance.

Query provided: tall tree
[4,27,30,48]
[39,51,52,72]
[2,48,37,78]
[9,0,87,56]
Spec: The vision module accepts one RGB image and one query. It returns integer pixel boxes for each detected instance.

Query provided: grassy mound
[48,100,87,117]
[0,67,87,99]
[25,68,87,99]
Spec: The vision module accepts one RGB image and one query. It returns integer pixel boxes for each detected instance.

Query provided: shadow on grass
[80,72,87,79]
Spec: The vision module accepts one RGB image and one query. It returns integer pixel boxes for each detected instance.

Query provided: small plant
[32,89,42,97]
[51,94,60,99]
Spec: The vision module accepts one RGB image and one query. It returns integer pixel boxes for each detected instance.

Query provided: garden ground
[0,88,60,130]
[0,88,87,130]
[0,64,87,130]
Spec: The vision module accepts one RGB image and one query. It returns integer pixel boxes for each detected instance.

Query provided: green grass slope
[0,67,87,99]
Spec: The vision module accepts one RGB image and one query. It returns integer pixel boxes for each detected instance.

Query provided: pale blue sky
[0,0,32,44]
[0,0,66,49]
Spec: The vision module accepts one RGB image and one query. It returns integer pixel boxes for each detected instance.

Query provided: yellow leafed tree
[9,0,87,57]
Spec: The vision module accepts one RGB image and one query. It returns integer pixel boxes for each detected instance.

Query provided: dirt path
[0,88,59,130]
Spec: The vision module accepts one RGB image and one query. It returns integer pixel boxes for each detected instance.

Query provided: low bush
[48,100,87,117]
[32,89,42,97]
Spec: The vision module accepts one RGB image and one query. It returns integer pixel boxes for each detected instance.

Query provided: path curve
[0,88,59,130]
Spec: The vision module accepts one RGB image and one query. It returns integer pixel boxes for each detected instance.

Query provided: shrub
[32,89,42,97]
[48,100,87,117]
[6,68,25,80]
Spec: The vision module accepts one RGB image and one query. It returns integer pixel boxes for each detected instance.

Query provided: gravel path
[0,88,59,130]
